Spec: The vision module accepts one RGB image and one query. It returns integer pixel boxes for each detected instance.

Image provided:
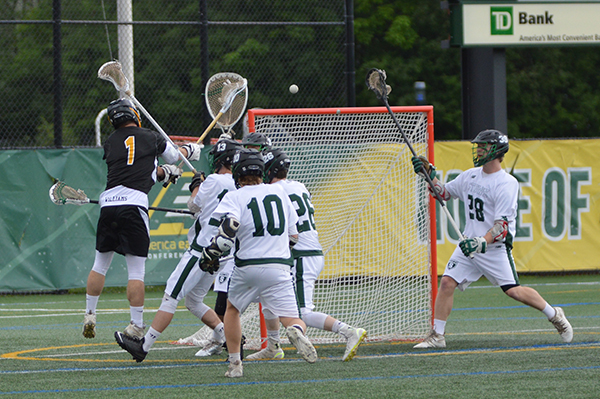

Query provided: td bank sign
[451,2,600,46]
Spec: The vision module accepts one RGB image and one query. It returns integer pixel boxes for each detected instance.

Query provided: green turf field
[1,274,598,398]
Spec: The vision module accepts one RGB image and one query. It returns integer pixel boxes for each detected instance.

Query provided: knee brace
[125,254,146,281]
[91,251,113,276]
[214,291,228,317]
[301,308,328,329]
[158,293,179,314]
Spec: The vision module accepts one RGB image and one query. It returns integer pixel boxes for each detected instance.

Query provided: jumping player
[113,138,240,362]
[411,129,573,348]
[83,98,201,340]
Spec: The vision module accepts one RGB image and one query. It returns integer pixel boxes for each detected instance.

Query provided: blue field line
[2,364,600,395]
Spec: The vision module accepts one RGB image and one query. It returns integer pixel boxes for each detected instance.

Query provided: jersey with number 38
[212,183,299,267]
[445,167,518,242]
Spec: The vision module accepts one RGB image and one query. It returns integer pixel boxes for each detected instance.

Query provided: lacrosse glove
[411,156,437,180]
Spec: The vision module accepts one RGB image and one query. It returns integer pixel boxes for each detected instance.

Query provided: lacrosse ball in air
[289,84,299,94]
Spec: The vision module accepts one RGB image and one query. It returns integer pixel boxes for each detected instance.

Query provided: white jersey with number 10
[212,183,299,268]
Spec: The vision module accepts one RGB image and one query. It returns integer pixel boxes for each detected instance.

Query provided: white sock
[229,352,241,362]
[85,294,99,314]
[542,304,556,319]
[433,319,446,335]
[291,324,304,334]
[143,327,160,352]
[212,322,225,343]
[332,320,348,334]
[130,306,144,328]
[266,329,281,347]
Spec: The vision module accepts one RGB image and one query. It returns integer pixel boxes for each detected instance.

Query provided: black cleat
[114,331,147,362]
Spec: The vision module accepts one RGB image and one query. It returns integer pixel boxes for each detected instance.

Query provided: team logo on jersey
[218,274,227,284]
[447,260,458,270]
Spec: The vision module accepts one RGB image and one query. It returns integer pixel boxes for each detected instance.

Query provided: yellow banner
[435,139,599,272]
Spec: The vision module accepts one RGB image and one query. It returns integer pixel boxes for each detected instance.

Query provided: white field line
[0,308,189,319]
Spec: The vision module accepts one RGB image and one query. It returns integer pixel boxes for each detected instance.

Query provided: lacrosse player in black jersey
[82,98,202,340]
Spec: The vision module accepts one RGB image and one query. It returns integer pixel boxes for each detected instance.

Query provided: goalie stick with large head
[204,72,248,139]
[49,180,194,215]
[97,60,196,173]
[162,72,247,188]
[366,68,468,245]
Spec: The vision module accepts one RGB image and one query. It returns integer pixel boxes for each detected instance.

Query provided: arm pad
[488,219,508,242]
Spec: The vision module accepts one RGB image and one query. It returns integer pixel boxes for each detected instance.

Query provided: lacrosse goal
[179,106,437,349]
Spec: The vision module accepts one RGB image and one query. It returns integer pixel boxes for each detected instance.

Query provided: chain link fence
[0,0,352,149]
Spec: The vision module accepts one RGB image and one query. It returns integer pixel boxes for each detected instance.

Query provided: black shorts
[96,205,150,257]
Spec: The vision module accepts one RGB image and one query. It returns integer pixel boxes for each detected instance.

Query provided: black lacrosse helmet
[232,148,264,186]
[471,129,509,167]
[263,148,291,183]
[107,98,141,128]
[241,132,272,151]
[208,138,241,174]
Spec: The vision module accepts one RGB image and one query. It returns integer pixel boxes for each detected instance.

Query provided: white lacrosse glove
[459,236,487,257]
[181,143,203,161]
[159,164,182,184]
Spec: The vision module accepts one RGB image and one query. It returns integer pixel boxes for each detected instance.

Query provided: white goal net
[181,106,436,349]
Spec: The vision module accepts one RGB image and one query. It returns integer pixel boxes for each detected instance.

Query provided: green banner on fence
[0,148,208,292]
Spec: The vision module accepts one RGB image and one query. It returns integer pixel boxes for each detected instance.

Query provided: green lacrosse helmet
[208,138,241,174]
[232,148,264,186]
[263,148,290,183]
[241,132,272,151]
[471,129,509,167]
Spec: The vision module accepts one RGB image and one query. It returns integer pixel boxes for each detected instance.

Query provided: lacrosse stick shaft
[87,199,193,215]
[126,96,196,172]
[384,103,467,241]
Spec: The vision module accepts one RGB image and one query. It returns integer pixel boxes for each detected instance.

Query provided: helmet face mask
[107,98,141,128]
[208,139,241,174]
[471,129,509,167]
[263,148,290,183]
[232,148,265,187]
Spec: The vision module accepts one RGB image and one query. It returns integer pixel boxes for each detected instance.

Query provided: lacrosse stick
[204,72,248,139]
[365,68,468,245]
[49,180,194,215]
[97,61,196,173]
[160,72,248,188]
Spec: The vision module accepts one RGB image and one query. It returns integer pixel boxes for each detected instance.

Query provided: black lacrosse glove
[199,242,221,274]
[189,171,206,193]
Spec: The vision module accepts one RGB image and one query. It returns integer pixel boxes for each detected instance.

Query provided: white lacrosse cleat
[413,330,446,349]
[123,321,145,340]
[82,312,96,339]
[285,326,318,363]
[245,341,285,360]
[342,327,367,361]
[195,340,224,357]
[225,360,243,378]
[549,307,573,343]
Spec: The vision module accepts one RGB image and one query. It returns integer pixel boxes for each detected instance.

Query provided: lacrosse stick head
[49,181,91,205]
[98,61,130,93]
[365,68,392,102]
[205,72,248,134]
